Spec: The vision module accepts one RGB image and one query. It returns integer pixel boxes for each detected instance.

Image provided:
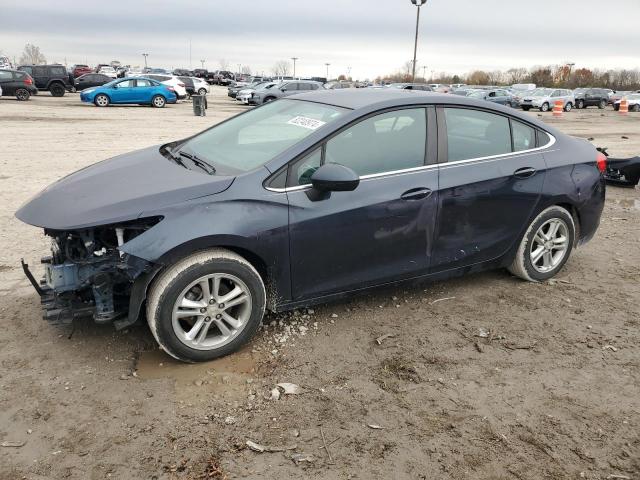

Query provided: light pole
[566,62,575,84]
[410,0,427,82]
[291,57,298,78]
[142,53,149,69]
[325,63,330,80]
[347,66,352,79]
[422,66,427,81]
[200,59,205,69]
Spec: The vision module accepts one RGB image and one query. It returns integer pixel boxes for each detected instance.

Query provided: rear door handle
[513,167,537,179]
[401,187,432,201]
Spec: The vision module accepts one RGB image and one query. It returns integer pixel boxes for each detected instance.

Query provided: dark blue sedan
[79,77,177,107]
[16,90,606,362]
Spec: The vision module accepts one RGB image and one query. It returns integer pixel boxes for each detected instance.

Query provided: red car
[72,64,93,78]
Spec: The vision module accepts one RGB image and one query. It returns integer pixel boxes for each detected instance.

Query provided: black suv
[17,64,74,97]
[574,88,610,109]
[0,69,38,100]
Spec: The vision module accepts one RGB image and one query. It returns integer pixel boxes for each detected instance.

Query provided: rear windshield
[177,99,348,174]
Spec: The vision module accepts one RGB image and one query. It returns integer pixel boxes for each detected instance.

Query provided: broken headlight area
[21,217,163,326]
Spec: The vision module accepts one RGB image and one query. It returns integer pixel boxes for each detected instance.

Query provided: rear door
[287,107,439,300]
[32,66,47,89]
[431,107,546,272]
[133,78,154,102]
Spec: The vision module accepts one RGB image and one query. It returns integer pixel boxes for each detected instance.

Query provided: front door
[288,107,439,301]
[430,106,546,272]
[0,70,15,95]
[111,79,136,103]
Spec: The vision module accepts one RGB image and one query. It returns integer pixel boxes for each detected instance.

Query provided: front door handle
[513,167,537,179]
[401,187,432,201]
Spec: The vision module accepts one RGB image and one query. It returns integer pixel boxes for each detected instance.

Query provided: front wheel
[49,83,65,97]
[263,96,276,103]
[522,106,531,111]
[540,102,550,112]
[564,102,573,112]
[632,104,640,112]
[151,95,166,108]
[598,100,606,109]
[15,88,30,101]
[146,249,266,363]
[94,94,109,107]
[197,88,207,96]
[508,206,575,282]
[577,99,585,109]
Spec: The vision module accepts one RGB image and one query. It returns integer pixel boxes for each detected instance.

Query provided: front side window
[178,99,346,174]
[289,148,322,186]
[116,80,134,88]
[20,66,32,75]
[325,108,426,176]
[444,108,511,161]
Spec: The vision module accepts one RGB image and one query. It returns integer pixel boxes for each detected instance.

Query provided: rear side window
[444,108,511,161]
[20,66,32,75]
[0,70,12,80]
[512,120,536,152]
[51,67,66,76]
[537,131,551,147]
[33,66,46,76]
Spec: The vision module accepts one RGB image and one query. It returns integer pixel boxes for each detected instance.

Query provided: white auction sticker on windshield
[287,116,326,130]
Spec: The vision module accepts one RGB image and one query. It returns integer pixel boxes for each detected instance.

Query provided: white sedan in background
[130,73,188,100]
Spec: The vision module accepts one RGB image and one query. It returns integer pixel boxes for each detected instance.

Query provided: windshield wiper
[162,146,189,169]
[177,150,216,175]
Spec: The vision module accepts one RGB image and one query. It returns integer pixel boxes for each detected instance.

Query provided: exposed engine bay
[21,217,162,328]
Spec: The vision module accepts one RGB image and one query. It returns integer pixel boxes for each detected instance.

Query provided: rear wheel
[632,104,640,112]
[577,99,585,109]
[146,249,266,363]
[598,99,606,109]
[564,102,573,112]
[522,106,531,111]
[151,95,166,108]
[508,206,575,282]
[264,96,276,103]
[15,88,30,101]
[197,88,207,96]
[94,94,109,107]
[49,83,65,97]
[540,102,550,112]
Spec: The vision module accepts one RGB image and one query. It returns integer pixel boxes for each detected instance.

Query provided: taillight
[167,86,175,92]
[24,77,33,85]
[178,83,185,88]
[596,152,607,173]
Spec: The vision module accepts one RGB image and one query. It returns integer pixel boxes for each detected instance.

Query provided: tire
[263,96,276,103]
[151,95,166,108]
[15,88,30,101]
[598,100,606,109]
[197,88,207,96]
[522,106,531,111]
[614,104,620,111]
[564,102,573,112]
[146,249,266,363]
[540,102,550,112]
[94,94,110,107]
[49,83,65,97]
[577,99,585,109]
[632,104,640,113]
[508,206,575,282]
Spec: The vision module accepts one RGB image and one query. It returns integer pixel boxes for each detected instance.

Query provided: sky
[1,0,639,80]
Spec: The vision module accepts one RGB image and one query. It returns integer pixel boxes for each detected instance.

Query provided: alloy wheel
[529,219,570,273]
[171,273,253,350]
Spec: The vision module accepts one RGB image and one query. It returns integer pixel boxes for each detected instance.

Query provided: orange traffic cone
[619,97,628,115]
[552,99,563,117]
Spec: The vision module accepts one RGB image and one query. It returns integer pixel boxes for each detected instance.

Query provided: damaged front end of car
[21,217,163,329]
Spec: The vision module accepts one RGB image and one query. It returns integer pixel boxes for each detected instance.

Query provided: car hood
[16,145,234,230]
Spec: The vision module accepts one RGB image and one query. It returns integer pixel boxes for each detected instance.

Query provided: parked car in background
[74,73,113,91]
[173,69,193,77]
[178,76,210,96]
[0,68,38,100]
[520,88,574,112]
[613,93,640,112]
[15,89,605,362]
[251,80,324,105]
[193,69,208,78]
[325,81,354,89]
[209,70,235,85]
[80,77,177,108]
[71,64,93,78]
[573,88,609,109]
[511,83,536,92]
[468,88,516,107]
[96,66,117,79]
[237,81,279,104]
[18,64,73,96]
[0,55,13,69]
[134,74,187,99]
[609,91,632,105]
[388,83,433,91]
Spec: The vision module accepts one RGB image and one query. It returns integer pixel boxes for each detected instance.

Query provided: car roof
[288,89,557,131]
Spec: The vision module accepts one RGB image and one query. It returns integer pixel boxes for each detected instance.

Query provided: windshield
[468,91,487,98]
[529,88,553,97]
[177,99,348,174]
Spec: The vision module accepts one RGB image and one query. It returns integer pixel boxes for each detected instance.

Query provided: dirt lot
[0,89,639,480]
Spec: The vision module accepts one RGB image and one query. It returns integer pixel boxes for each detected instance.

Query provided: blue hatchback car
[80,77,177,108]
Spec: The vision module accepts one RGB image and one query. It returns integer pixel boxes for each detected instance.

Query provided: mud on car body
[17,90,606,363]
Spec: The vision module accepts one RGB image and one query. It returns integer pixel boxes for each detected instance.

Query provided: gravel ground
[0,89,638,480]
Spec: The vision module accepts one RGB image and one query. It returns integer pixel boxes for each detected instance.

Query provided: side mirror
[310,163,359,192]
